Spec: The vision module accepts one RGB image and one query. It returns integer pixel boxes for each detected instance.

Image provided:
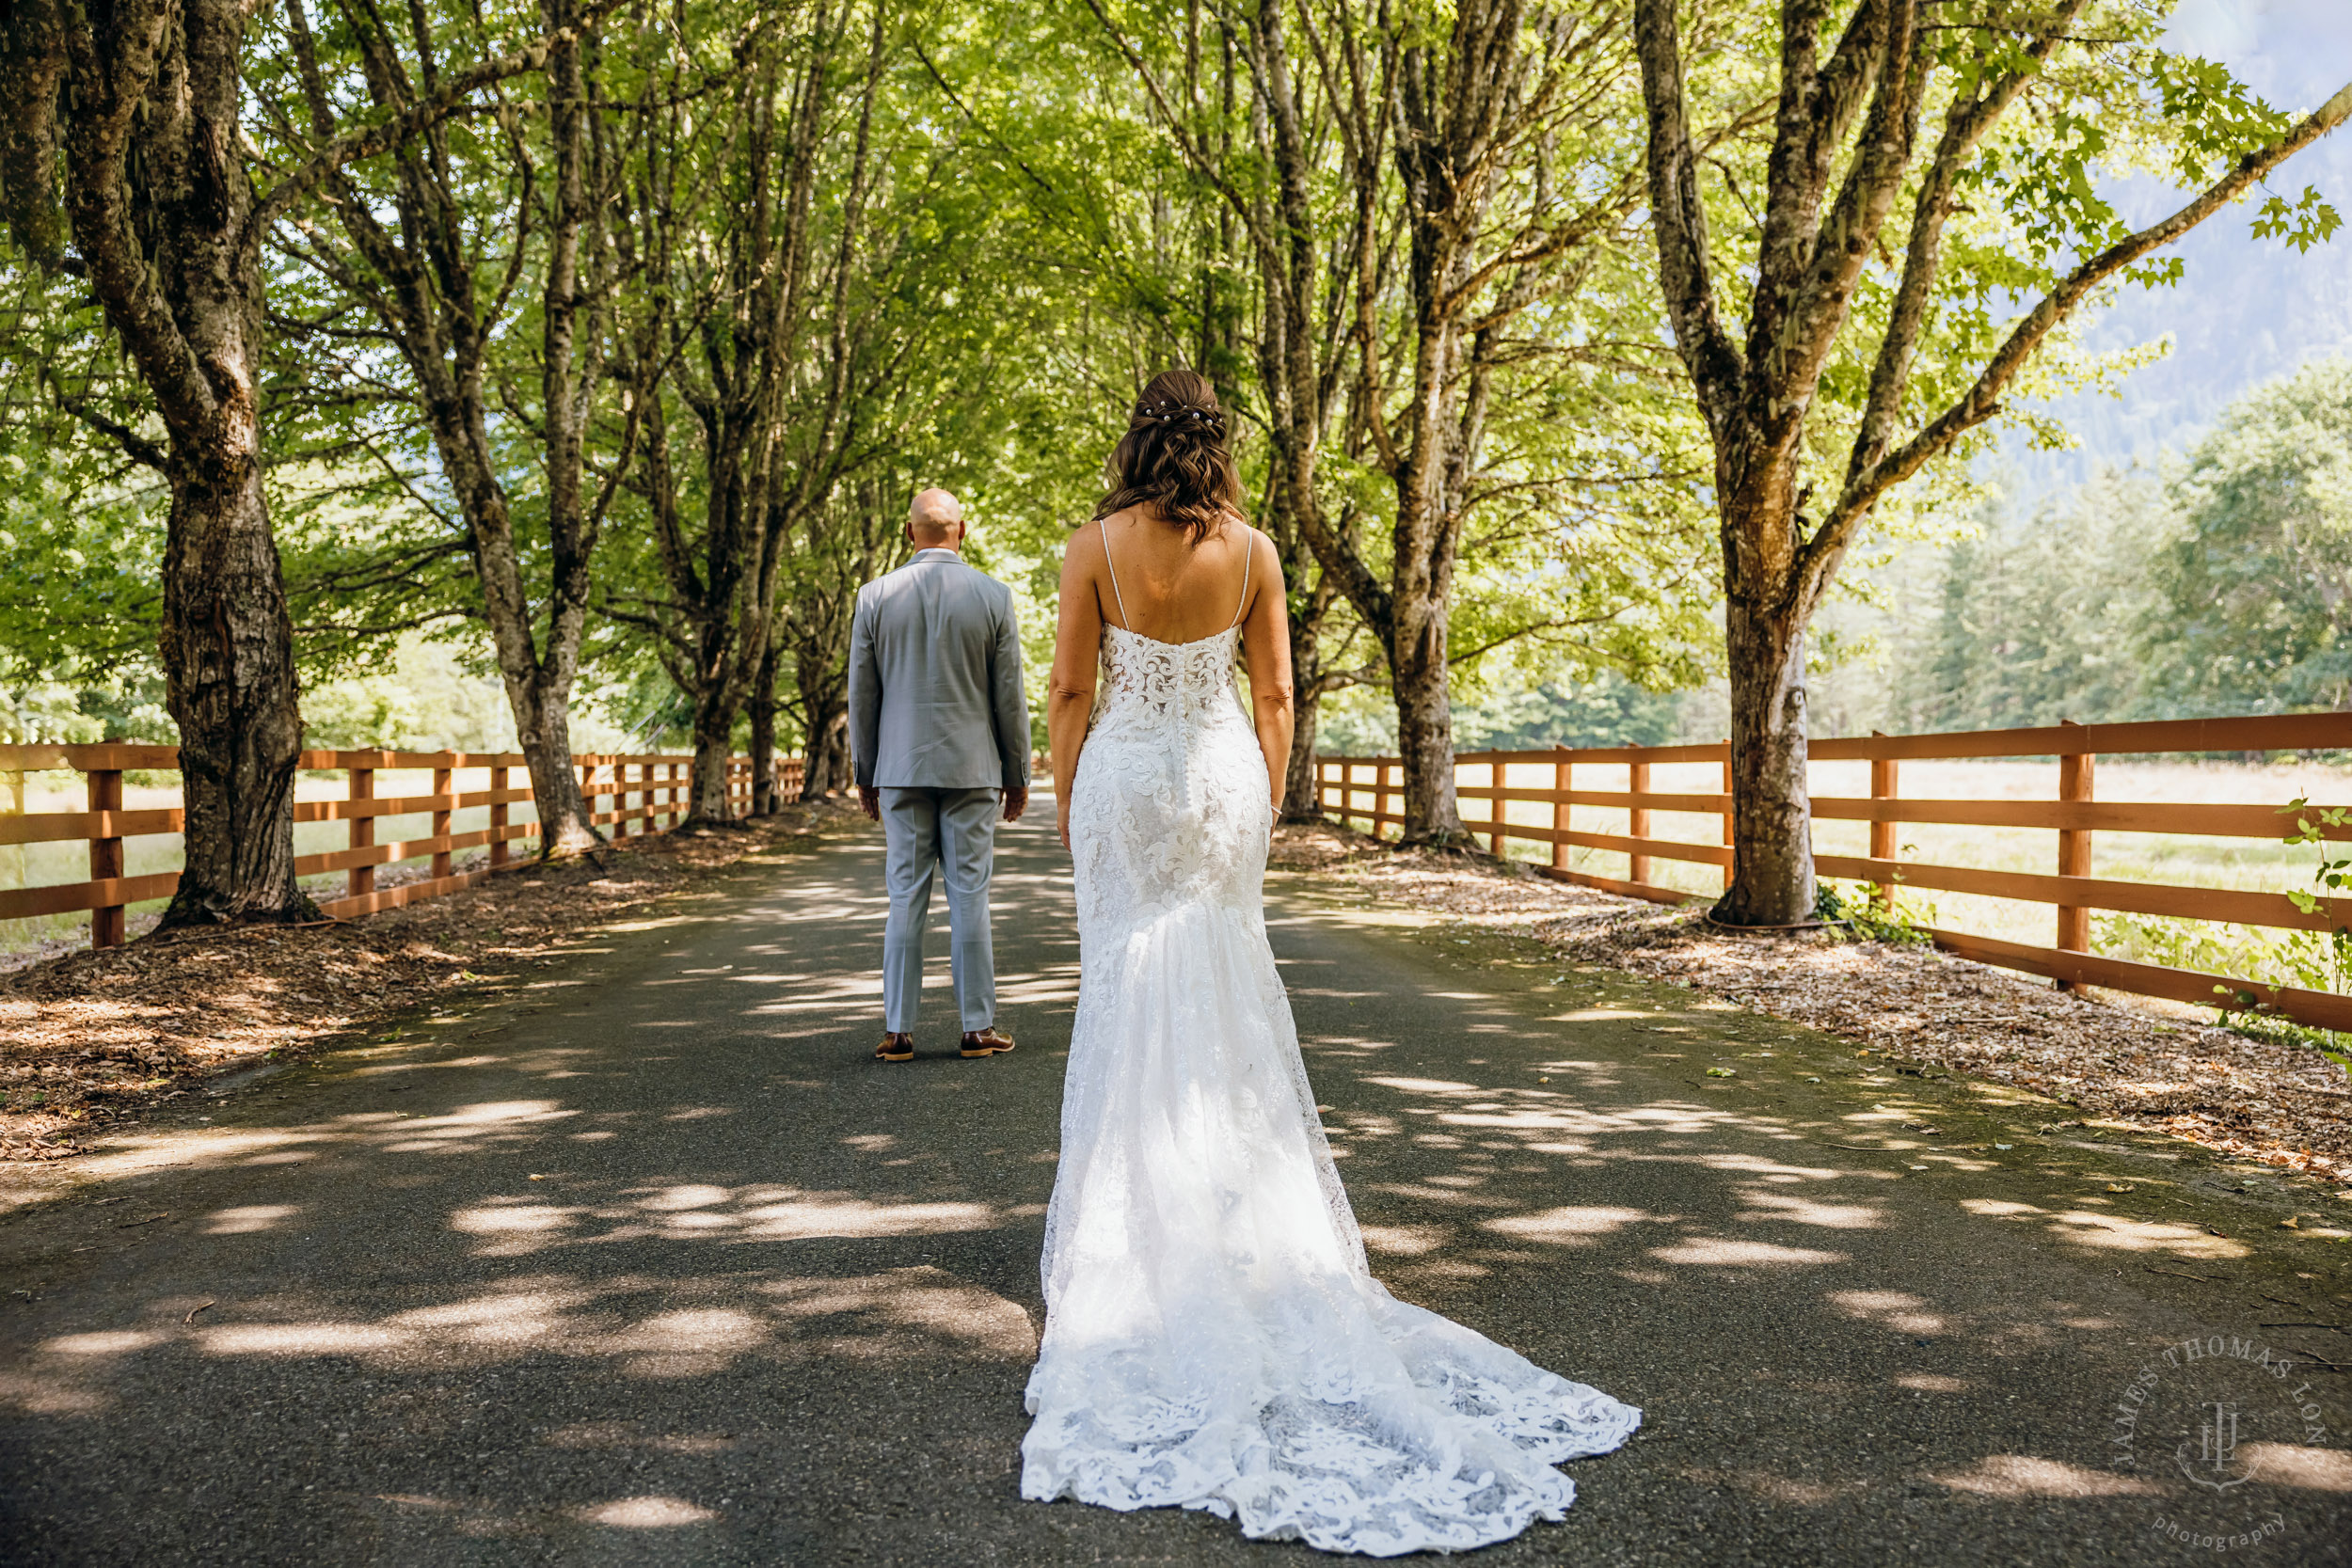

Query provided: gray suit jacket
[848,548,1031,791]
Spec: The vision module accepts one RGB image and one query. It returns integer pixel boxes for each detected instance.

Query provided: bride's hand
[1057,797,1073,850]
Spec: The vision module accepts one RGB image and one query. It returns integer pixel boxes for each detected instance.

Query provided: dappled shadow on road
[3,824,2345,1563]
[1263,895,2350,1557]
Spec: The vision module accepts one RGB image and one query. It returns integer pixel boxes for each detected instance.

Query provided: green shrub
[1816,879,1934,946]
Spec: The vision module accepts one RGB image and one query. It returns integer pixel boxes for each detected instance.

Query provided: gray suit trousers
[881,785,999,1034]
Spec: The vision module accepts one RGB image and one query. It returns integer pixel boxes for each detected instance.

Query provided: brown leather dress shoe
[961,1027,1015,1058]
[874,1032,914,1062]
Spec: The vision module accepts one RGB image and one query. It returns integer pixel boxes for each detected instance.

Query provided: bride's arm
[1047,525,1107,848]
[1236,529,1295,816]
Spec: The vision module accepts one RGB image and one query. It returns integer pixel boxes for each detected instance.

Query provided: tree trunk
[748,637,782,816]
[795,641,851,800]
[303,0,608,861]
[1279,610,1324,822]
[156,459,314,929]
[807,708,851,799]
[27,0,318,929]
[521,0,609,856]
[509,677,599,854]
[1391,595,1466,844]
[1717,593,1817,926]
[685,690,739,825]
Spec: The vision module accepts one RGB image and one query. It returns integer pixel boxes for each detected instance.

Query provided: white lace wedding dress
[1020,539,1641,1556]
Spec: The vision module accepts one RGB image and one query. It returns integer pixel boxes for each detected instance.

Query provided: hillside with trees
[1812,356,2352,738]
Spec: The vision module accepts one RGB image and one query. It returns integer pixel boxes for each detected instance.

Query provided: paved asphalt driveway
[3,817,2346,1565]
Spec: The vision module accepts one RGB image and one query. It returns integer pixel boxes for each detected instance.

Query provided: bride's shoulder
[1222,513,1267,561]
[1059,516,1110,578]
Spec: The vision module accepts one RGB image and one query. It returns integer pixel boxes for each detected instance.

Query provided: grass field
[1341,755,2352,994]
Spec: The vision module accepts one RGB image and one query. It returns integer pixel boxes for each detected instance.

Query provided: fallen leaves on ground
[1271,822,2352,1182]
[0,803,866,1160]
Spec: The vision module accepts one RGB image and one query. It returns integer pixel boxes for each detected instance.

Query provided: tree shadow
[1,822,2344,1563]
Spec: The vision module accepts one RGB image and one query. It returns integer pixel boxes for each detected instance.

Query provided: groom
[848,487,1031,1063]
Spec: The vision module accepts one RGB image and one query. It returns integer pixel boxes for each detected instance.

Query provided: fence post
[432,762,453,879]
[1720,746,1735,891]
[1492,761,1510,857]
[348,758,374,900]
[1627,744,1651,888]
[2057,720,2094,989]
[2,763,23,898]
[490,762,511,868]
[1869,731,1899,912]
[1,766,21,902]
[1552,748,1570,872]
[1380,761,1396,837]
[88,766,124,948]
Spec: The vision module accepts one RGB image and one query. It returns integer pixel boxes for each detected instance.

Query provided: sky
[1994,0,2352,500]
[2163,0,2352,103]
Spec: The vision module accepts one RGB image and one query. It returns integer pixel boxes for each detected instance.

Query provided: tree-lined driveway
[3,822,2345,1564]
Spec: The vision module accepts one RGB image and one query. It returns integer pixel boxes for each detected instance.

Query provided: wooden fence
[0,745,802,949]
[1318,711,2352,1032]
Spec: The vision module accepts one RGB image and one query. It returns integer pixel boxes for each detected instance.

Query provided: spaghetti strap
[1101,520,1131,630]
[1229,526,1254,630]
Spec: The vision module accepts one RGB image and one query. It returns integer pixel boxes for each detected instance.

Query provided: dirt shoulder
[1271,821,2352,1193]
[0,801,869,1161]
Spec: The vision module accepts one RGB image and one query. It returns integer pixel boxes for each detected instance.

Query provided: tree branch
[1844,0,2089,489]
[44,374,168,470]
[247,0,631,242]
[1802,74,2352,610]
[1632,0,1744,441]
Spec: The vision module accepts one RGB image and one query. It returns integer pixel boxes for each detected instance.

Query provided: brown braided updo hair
[1093,369,1243,543]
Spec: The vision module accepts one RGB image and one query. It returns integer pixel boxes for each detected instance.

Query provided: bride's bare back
[1049,504,1294,840]
[1086,505,1259,645]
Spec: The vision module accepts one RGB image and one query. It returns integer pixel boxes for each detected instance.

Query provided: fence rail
[0,745,803,947]
[1317,710,2352,1032]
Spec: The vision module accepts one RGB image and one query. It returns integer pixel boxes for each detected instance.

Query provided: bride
[1022,370,1641,1555]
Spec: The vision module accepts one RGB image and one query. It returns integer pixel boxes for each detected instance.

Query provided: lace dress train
[1019,612,1640,1556]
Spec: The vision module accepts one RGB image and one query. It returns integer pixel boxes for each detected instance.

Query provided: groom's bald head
[908,487,966,548]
